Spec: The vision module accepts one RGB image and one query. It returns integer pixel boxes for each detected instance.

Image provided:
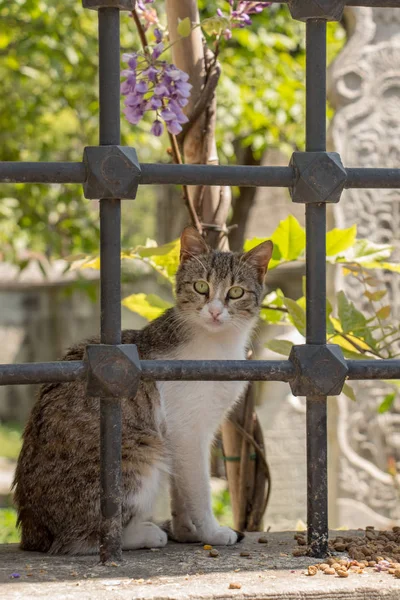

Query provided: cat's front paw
[200,525,240,546]
[171,517,201,543]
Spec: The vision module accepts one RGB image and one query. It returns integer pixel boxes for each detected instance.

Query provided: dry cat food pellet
[292,548,306,557]
[209,549,219,558]
[337,569,349,578]
[203,545,212,550]
[229,583,242,589]
[307,566,318,576]
[395,569,400,579]
[324,568,336,575]
[318,563,330,571]
[258,535,269,544]
[240,551,250,557]
[297,537,306,546]
[296,526,400,565]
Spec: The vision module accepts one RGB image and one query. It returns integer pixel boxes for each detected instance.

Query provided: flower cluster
[121,40,192,137]
[136,0,158,31]
[218,1,271,39]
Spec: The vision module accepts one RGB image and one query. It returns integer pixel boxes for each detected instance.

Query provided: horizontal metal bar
[346,168,400,189]
[273,0,400,6]
[347,360,400,380]
[139,164,295,187]
[2,162,400,190]
[2,358,400,387]
[0,162,86,184]
[140,360,295,381]
[0,361,87,385]
[346,0,400,6]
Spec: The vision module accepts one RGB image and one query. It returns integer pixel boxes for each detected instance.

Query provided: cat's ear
[180,227,209,263]
[243,240,273,283]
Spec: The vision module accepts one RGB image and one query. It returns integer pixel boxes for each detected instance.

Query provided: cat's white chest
[157,333,248,438]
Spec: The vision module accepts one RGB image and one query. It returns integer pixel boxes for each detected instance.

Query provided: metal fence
[1,0,400,564]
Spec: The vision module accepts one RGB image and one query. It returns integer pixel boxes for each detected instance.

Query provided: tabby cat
[13,227,273,554]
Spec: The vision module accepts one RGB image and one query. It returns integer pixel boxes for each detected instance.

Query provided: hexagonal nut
[83,146,141,199]
[85,344,141,398]
[83,0,136,10]
[289,344,348,397]
[288,0,345,21]
[289,152,346,204]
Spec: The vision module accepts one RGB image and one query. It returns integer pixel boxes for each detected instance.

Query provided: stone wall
[0,260,170,423]
[328,7,400,528]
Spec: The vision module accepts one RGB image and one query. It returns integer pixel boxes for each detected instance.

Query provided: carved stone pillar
[328,7,400,527]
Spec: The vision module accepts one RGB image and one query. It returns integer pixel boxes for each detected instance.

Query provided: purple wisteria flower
[218,1,271,39]
[136,0,159,30]
[121,40,191,136]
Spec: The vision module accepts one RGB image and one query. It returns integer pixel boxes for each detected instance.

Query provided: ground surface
[1,532,400,599]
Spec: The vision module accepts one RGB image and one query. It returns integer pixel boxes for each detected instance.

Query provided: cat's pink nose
[208,304,223,320]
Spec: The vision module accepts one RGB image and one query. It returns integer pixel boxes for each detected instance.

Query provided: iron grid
[1,0,400,562]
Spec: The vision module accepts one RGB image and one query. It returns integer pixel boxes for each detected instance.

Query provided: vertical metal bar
[305,19,328,558]
[98,7,122,563]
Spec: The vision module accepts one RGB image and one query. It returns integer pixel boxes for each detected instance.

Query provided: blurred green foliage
[0,423,22,460]
[0,509,19,543]
[0,1,345,265]
[199,2,345,158]
[0,0,161,265]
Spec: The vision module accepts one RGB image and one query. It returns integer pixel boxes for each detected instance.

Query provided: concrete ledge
[1,532,400,599]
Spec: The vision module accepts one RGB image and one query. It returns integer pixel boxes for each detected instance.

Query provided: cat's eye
[228,286,245,299]
[194,280,209,295]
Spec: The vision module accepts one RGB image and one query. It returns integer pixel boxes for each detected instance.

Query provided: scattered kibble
[307,566,318,576]
[324,568,336,575]
[209,549,219,558]
[319,563,330,571]
[240,551,250,557]
[292,548,306,557]
[258,535,269,544]
[337,569,349,578]
[297,536,306,546]
[229,582,242,590]
[395,569,400,579]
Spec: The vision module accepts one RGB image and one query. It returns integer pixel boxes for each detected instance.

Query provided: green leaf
[260,308,286,324]
[362,261,400,273]
[337,290,367,334]
[326,225,357,256]
[177,17,192,38]
[325,298,335,336]
[343,383,356,402]
[378,392,396,414]
[201,16,230,36]
[265,339,294,356]
[129,239,180,281]
[122,293,172,321]
[284,297,306,336]
[340,348,374,360]
[271,215,306,261]
[364,276,381,287]
[364,289,387,302]
[337,239,393,265]
[376,305,391,320]
[260,290,286,324]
